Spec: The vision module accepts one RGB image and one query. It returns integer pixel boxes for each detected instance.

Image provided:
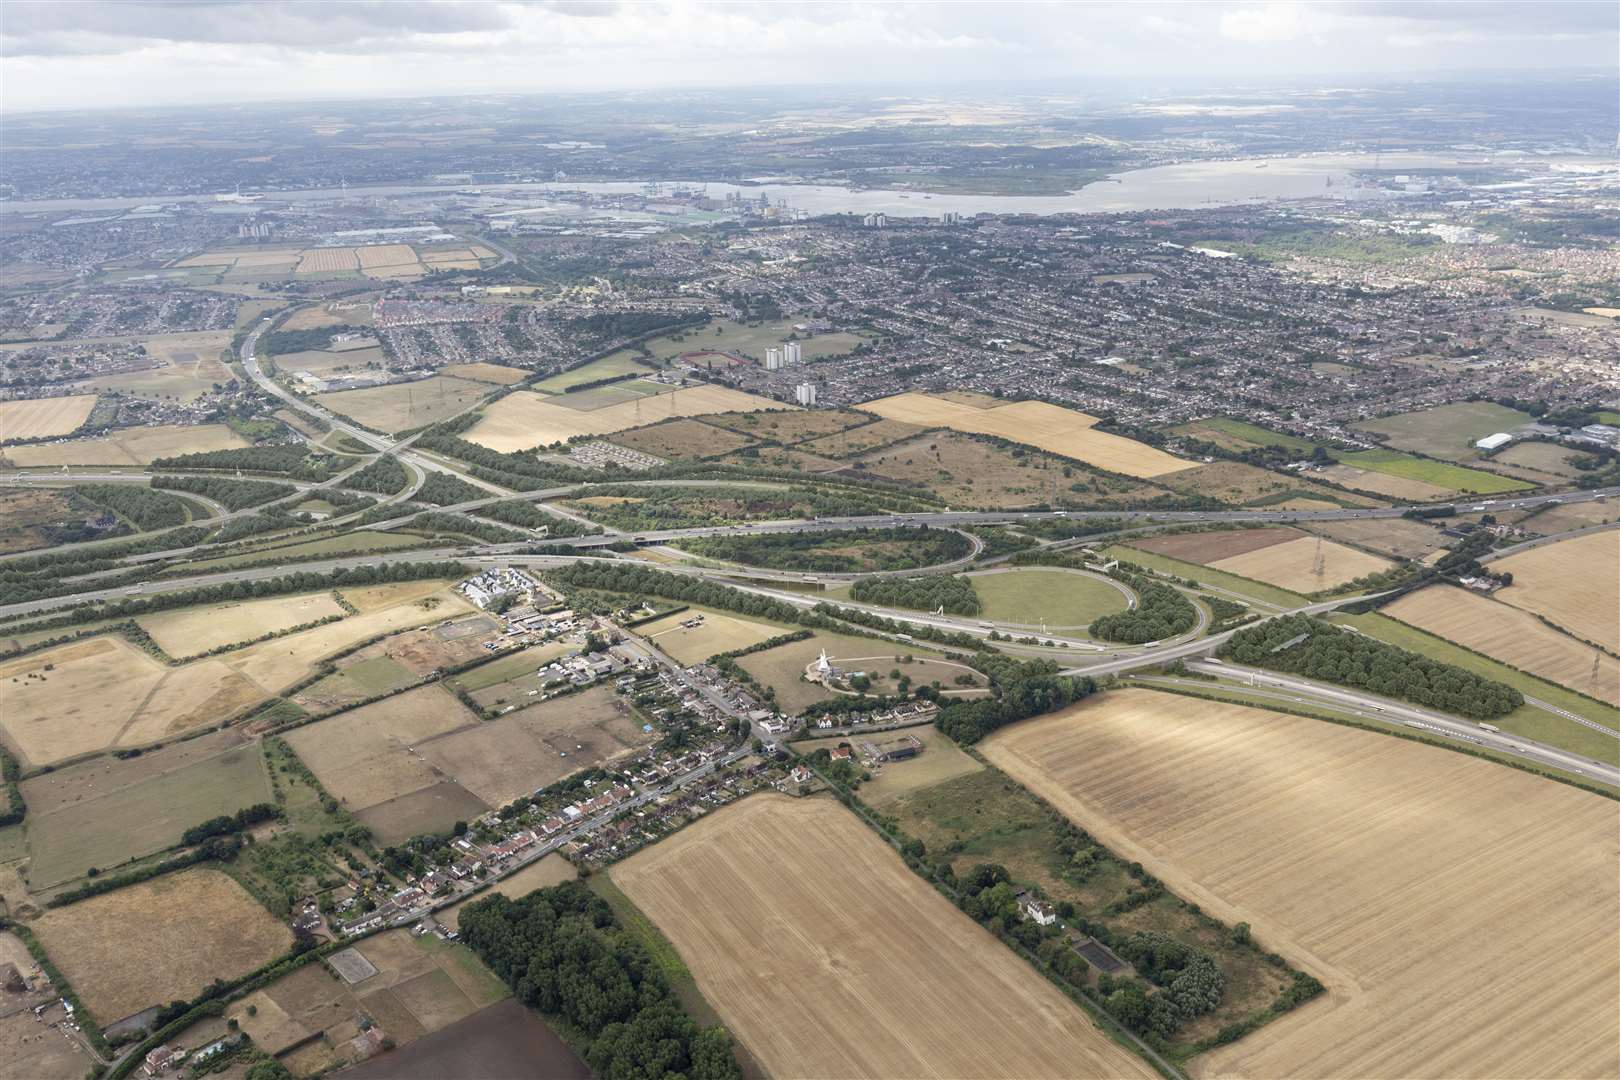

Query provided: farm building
[1474,432,1513,451]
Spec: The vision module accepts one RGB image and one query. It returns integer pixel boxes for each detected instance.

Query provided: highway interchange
[1,308,1615,790]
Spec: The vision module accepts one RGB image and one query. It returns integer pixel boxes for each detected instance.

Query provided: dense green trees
[181,803,281,845]
[850,573,981,615]
[1113,931,1225,1036]
[459,882,741,1080]
[1089,569,1197,644]
[415,472,488,506]
[74,484,190,530]
[1220,615,1524,719]
[675,526,970,573]
[151,475,296,510]
[934,656,1097,744]
[259,325,367,355]
[150,445,333,481]
[345,456,410,494]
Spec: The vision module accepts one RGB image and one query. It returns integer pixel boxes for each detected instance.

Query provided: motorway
[1168,661,1619,786]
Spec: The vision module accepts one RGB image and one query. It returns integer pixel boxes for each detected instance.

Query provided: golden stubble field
[464,384,788,452]
[1491,530,1619,652]
[981,690,1620,1080]
[2,423,248,467]
[613,794,1156,1080]
[32,868,291,1023]
[0,395,98,441]
[0,586,469,767]
[136,591,347,658]
[1208,534,1392,592]
[860,391,1195,479]
[314,375,489,434]
[1384,584,1619,705]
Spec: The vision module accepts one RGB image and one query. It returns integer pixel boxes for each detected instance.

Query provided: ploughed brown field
[613,794,1155,1080]
[981,690,1620,1080]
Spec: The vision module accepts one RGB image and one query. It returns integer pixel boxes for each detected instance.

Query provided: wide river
[0,151,1579,218]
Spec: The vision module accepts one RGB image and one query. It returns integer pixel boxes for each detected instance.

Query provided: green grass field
[1593,410,1620,426]
[639,319,871,365]
[448,641,575,693]
[1354,402,1534,462]
[1330,611,1620,766]
[530,354,654,394]
[1183,418,1319,452]
[968,569,1130,627]
[23,744,273,887]
[1338,449,1533,495]
[1104,544,1308,609]
[323,655,419,697]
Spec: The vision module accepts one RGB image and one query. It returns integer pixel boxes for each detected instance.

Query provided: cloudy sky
[2,1,1615,113]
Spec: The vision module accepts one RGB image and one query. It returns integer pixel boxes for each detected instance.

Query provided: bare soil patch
[1131,527,1302,564]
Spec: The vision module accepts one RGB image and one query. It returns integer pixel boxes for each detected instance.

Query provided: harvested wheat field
[137,591,347,657]
[32,868,291,1024]
[355,244,419,269]
[2,423,248,467]
[316,375,489,434]
[296,247,360,274]
[438,362,530,385]
[0,394,97,441]
[981,690,1620,1080]
[464,384,788,452]
[614,794,1155,1080]
[1384,585,1619,705]
[1209,535,1392,591]
[1490,530,1620,652]
[860,392,1194,478]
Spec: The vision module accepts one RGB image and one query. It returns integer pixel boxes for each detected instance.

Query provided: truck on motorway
[1479,723,1501,733]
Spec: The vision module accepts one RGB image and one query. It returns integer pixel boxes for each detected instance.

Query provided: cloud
[1219,4,1312,43]
[0,0,1613,113]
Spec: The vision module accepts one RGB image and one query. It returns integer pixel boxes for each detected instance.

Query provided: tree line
[935,655,1098,744]
[152,475,297,511]
[850,572,981,615]
[674,526,970,574]
[459,882,742,1080]
[150,444,334,482]
[1219,614,1524,719]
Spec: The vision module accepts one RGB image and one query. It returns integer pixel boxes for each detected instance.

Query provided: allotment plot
[981,690,1620,1080]
[613,794,1155,1080]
